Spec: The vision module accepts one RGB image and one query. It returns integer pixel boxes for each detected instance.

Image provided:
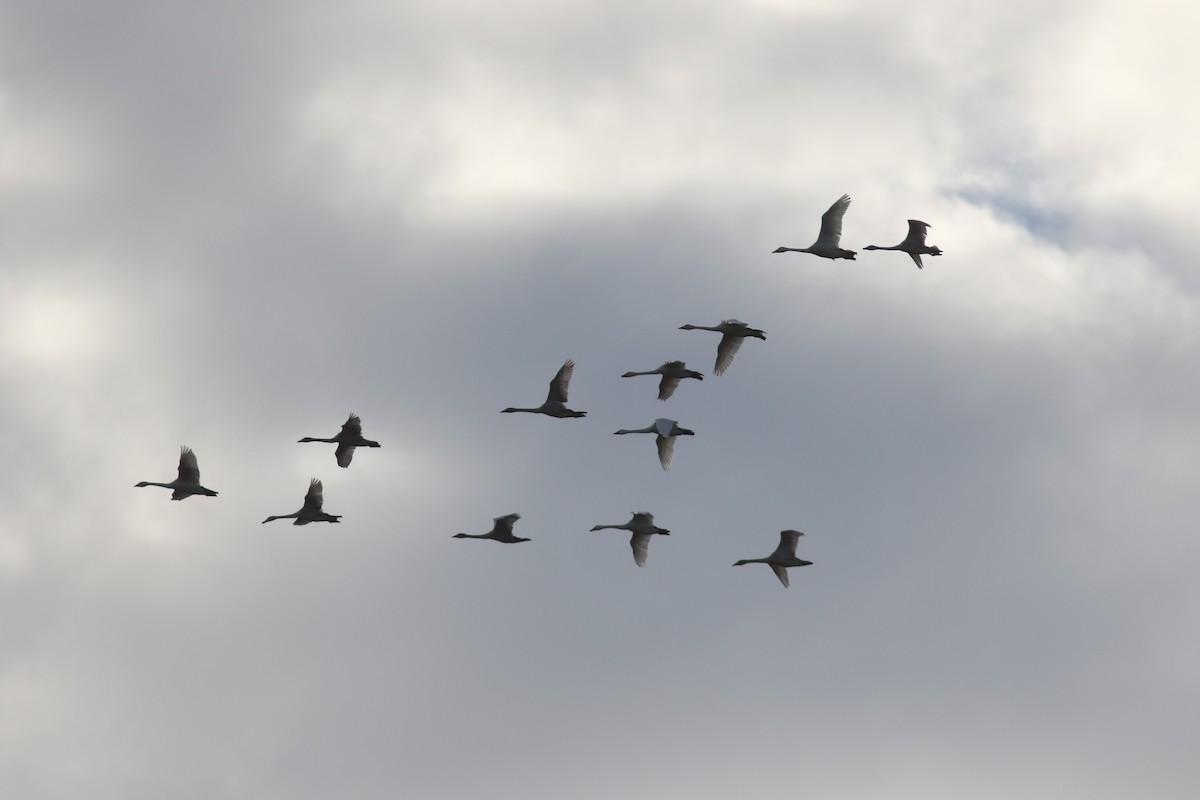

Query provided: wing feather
[714,335,744,375]
[656,434,675,470]
[904,219,931,247]
[493,513,521,535]
[341,414,363,437]
[631,533,651,567]
[548,360,575,403]
[816,194,851,247]
[302,478,324,513]
[177,447,200,484]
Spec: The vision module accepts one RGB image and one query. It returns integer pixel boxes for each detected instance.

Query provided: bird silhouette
[679,319,766,375]
[135,446,218,500]
[863,219,943,269]
[452,513,529,543]
[621,360,704,400]
[262,478,342,525]
[501,360,587,417]
[589,512,671,567]
[733,530,813,588]
[772,193,857,260]
[298,413,381,468]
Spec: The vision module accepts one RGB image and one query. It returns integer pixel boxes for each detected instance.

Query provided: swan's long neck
[299,436,338,443]
[733,557,768,566]
[864,244,901,251]
[136,481,174,489]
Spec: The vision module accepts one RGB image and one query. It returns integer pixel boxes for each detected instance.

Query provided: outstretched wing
[714,334,744,376]
[658,375,682,400]
[656,434,676,471]
[302,478,324,513]
[630,533,651,567]
[340,414,364,437]
[547,360,576,403]
[903,219,931,248]
[771,564,791,588]
[777,529,802,558]
[335,441,356,467]
[177,447,200,484]
[816,193,851,247]
[493,513,521,535]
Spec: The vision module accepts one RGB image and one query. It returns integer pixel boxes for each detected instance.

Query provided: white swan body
[589,512,670,567]
[502,360,587,418]
[772,194,857,260]
[613,417,695,470]
[621,360,704,400]
[733,530,813,587]
[863,219,943,269]
[678,319,766,375]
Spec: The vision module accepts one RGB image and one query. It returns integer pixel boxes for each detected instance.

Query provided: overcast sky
[2,1,1198,798]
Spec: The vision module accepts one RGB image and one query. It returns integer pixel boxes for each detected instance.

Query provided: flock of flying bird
[134,194,943,588]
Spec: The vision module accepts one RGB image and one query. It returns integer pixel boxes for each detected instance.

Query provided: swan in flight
[614,418,695,470]
[298,413,381,468]
[262,478,342,525]
[772,193,857,260]
[733,530,813,588]
[863,219,943,269]
[678,319,766,375]
[589,512,670,567]
[135,446,218,500]
[502,359,587,418]
[453,512,529,543]
[621,360,704,400]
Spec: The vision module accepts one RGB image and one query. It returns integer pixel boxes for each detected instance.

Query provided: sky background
[2,1,1198,797]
